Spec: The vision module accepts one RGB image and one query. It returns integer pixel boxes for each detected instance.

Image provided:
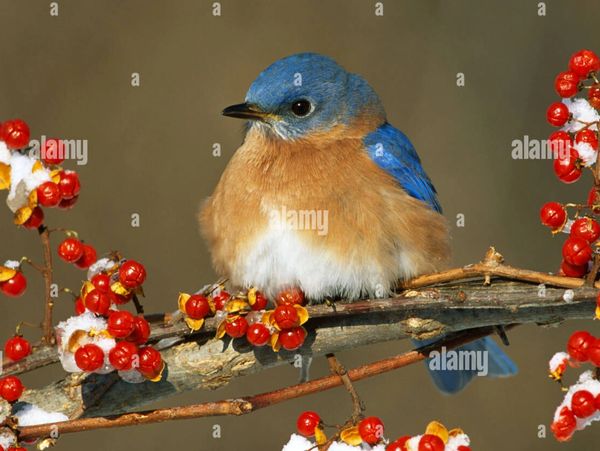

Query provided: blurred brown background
[0,0,598,449]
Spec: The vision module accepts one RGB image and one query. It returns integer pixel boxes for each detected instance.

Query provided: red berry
[278,327,307,351]
[84,288,111,316]
[296,411,321,437]
[567,330,595,362]
[590,85,600,109]
[276,287,305,306]
[4,336,31,362]
[588,187,600,213]
[127,316,151,344]
[571,217,600,243]
[251,291,268,310]
[74,343,104,372]
[569,49,600,78]
[547,102,570,127]
[118,260,146,288]
[358,416,385,445]
[553,147,581,183]
[549,131,573,159]
[108,341,138,371]
[575,129,599,150]
[560,260,587,278]
[540,202,567,230]
[109,290,132,305]
[74,244,97,269]
[273,304,300,329]
[554,71,580,98]
[58,171,80,200]
[457,447,471,451]
[58,237,84,262]
[58,195,79,209]
[246,323,271,346]
[418,434,445,451]
[7,447,26,451]
[107,310,135,338]
[587,337,600,366]
[563,237,593,266]
[37,181,62,207]
[1,120,30,149]
[225,316,248,338]
[91,273,111,292]
[185,294,211,319]
[0,376,24,402]
[40,138,65,165]
[551,406,577,442]
[387,437,410,451]
[74,297,85,315]
[571,390,596,418]
[138,346,163,379]
[0,272,27,297]
[212,290,231,310]
[23,206,44,229]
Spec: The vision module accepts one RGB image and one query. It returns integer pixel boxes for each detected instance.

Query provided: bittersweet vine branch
[16,327,497,441]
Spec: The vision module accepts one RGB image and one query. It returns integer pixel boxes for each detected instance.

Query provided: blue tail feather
[414,336,517,394]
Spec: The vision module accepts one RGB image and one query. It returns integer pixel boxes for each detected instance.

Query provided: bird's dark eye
[291,99,312,117]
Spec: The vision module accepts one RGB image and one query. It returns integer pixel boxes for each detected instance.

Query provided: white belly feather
[232,224,415,301]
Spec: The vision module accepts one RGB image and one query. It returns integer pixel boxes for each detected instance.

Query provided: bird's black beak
[222,103,269,121]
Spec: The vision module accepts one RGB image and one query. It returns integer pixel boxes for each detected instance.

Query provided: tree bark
[8,279,594,420]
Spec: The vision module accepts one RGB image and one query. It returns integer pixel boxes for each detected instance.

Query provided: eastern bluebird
[200,53,516,393]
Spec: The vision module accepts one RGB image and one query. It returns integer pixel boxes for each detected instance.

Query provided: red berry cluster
[68,259,162,380]
[211,287,308,351]
[269,301,309,351]
[545,50,600,184]
[294,413,471,450]
[78,259,146,315]
[58,236,97,270]
[36,169,81,211]
[1,119,82,230]
[539,54,600,278]
[179,285,308,352]
[548,327,600,441]
[566,329,600,366]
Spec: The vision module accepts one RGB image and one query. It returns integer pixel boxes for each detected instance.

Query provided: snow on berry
[2,260,20,270]
[13,403,68,426]
[55,312,116,374]
[551,370,600,441]
[0,431,16,450]
[561,98,600,133]
[549,352,571,382]
[87,257,118,280]
[573,141,598,167]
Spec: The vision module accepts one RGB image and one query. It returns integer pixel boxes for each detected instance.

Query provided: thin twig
[326,354,364,422]
[16,326,498,441]
[131,294,144,315]
[38,226,55,344]
[401,247,599,289]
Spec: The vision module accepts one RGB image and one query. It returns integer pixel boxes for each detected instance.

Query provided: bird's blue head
[222,53,386,140]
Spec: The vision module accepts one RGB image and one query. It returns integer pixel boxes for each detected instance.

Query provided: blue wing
[364,123,441,213]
